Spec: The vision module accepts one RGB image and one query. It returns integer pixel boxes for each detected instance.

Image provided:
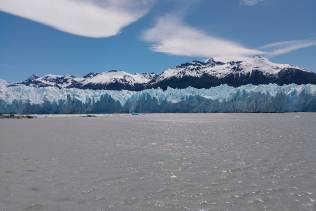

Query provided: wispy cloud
[240,0,264,6]
[260,37,316,57]
[142,14,316,59]
[142,15,262,59]
[0,0,154,38]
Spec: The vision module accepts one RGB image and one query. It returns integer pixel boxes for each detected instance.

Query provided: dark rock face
[79,82,146,91]
[276,68,316,85]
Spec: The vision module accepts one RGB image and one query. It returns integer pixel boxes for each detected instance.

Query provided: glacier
[0,83,316,114]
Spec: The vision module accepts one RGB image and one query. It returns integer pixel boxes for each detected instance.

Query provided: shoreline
[0,112,309,119]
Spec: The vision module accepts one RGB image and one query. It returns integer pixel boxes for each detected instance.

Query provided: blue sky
[0,0,316,82]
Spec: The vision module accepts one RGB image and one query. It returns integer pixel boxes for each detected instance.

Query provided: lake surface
[0,114,315,211]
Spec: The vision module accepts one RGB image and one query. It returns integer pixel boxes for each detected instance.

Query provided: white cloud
[260,38,316,57]
[142,15,262,59]
[0,0,154,38]
[241,0,264,6]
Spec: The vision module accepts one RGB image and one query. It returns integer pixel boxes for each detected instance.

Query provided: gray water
[0,114,315,211]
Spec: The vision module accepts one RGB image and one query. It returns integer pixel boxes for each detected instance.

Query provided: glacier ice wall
[0,84,316,114]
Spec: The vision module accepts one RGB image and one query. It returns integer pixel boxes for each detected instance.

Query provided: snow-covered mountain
[15,71,156,91]
[10,56,316,90]
[16,74,83,88]
[149,56,316,89]
[71,70,157,91]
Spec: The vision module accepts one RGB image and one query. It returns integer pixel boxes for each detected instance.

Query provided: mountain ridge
[6,56,316,91]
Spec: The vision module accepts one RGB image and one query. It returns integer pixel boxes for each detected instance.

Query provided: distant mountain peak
[28,74,40,80]
[107,70,121,73]
[204,58,225,65]
[83,72,98,78]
